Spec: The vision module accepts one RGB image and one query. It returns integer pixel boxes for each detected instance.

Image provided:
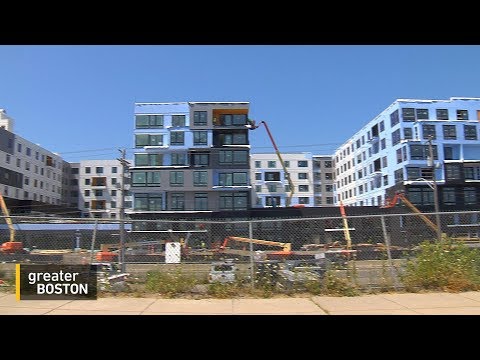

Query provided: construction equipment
[0,193,23,254]
[219,236,292,254]
[382,191,440,234]
[96,240,162,261]
[248,119,295,207]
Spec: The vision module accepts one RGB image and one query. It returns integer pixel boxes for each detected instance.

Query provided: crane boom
[220,236,291,252]
[0,193,15,242]
[248,119,295,207]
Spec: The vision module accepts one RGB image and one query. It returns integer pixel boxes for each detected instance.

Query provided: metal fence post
[89,220,98,264]
[380,215,399,290]
[249,221,254,289]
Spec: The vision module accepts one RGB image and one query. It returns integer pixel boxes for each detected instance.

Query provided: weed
[145,269,198,298]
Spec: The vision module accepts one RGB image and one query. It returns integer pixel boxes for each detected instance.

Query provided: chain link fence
[1,210,480,292]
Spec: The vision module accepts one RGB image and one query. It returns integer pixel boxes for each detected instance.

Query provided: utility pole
[427,136,442,242]
[117,149,130,272]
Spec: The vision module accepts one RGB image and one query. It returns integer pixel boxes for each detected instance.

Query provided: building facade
[312,155,335,206]
[0,116,65,212]
[129,102,251,214]
[69,160,132,218]
[334,97,480,209]
[251,153,314,207]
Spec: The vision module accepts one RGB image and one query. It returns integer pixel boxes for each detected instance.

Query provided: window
[266,196,281,207]
[135,153,163,166]
[193,131,208,145]
[464,187,477,205]
[17,143,22,153]
[134,193,163,211]
[135,134,163,147]
[85,179,91,185]
[255,161,261,168]
[380,138,386,150]
[35,151,39,160]
[416,109,429,120]
[95,167,103,174]
[442,187,456,205]
[5,154,10,164]
[85,167,91,174]
[111,190,117,196]
[268,161,276,168]
[84,190,90,197]
[389,109,402,127]
[422,124,436,139]
[219,192,248,210]
[135,115,163,128]
[325,173,333,180]
[111,178,117,185]
[409,145,437,160]
[265,172,280,181]
[299,185,309,192]
[436,109,449,120]
[383,175,388,186]
[70,179,78,186]
[218,114,247,126]
[464,166,480,180]
[392,129,401,145]
[219,132,247,145]
[298,197,310,204]
[298,160,308,167]
[324,160,332,168]
[170,171,184,186]
[382,156,387,168]
[283,161,290,168]
[255,185,262,192]
[84,202,90,208]
[298,173,308,180]
[71,168,79,175]
[404,128,413,140]
[191,153,209,166]
[445,163,463,181]
[401,108,415,122]
[94,190,103,197]
[215,150,244,166]
[443,125,457,140]
[444,146,453,160]
[34,165,38,174]
[403,146,408,161]
[172,115,186,127]
[193,171,208,186]
[457,110,469,120]
[132,171,161,187]
[170,131,185,145]
[464,125,478,140]
[194,193,208,210]
[171,193,185,210]
[255,173,261,180]
[406,167,420,180]
[171,153,187,166]
[356,139,361,148]
[26,147,31,156]
[267,183,277,192]
[219,172,247,186]
[110,201,117,209]
[394,169,403,182]
[16,158,20,167]
[193,111,207,126]
[112,166,118,173]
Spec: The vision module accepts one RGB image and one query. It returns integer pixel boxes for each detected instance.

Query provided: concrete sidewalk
[2,291,480,315]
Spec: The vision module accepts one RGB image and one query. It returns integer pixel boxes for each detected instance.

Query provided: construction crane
[219,236,292,253]
[247,119,295,207]
[0,193,23,253]
[381,191,440,234]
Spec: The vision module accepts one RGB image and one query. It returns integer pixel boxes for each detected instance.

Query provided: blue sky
[0,45,479,162]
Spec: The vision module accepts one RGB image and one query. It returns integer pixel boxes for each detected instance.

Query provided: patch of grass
[402,239,480,292]
[145,270,198,298]
[207,282,241,298]
[322,270,360,297]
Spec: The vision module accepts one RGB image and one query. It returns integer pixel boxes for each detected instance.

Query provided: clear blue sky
[1,45,479,162]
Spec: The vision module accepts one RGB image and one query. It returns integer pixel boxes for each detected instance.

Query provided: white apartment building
[69,160,132,218]
[251,153,314,207]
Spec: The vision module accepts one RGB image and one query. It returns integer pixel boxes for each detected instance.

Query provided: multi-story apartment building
[129,102,251,214]
[69,160,132,218]
[0,113,65,212]
[334,97,480,209]
[251,153,314,207]
[312,155,335,206]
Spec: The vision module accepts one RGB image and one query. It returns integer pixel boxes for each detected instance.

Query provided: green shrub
[145,270,198,298]
[322,270,359,297]
[208,282,241,298]
[402,239,480,292]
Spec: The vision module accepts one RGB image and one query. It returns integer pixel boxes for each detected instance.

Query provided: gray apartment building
[129,101,251,215]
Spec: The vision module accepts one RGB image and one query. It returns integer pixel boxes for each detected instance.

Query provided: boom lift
[219,236,292,254]
[381,191,440,234]
[248,119,296,207]
[0,193,23,253]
